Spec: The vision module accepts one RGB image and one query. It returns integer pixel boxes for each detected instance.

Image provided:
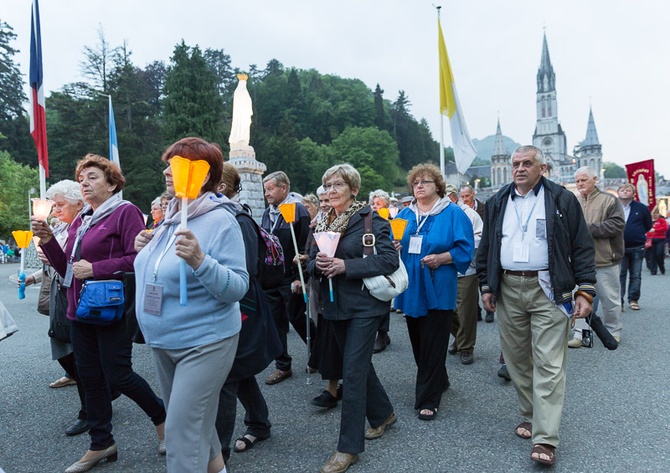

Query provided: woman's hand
[175,228,205,270]
[31,217,53,245]
[421,252,451,269]
[135,229,154,252]
[393,240,402,252]
[73,260,94,280]
[316,251,345,278]
[20,274,37,287]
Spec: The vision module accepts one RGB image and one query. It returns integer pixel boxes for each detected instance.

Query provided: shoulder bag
[76,279,125,325]
[361,212,408,301]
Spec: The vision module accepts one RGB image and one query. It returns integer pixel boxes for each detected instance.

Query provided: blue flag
[109,95,120,168]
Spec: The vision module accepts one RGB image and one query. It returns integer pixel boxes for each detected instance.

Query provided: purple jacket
[42,203,145,321]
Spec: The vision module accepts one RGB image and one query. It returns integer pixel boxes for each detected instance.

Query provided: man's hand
[573,295,593,319]
[482,292,496,313]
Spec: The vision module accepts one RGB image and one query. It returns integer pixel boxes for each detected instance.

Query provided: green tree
[0,20,33,166]
[163,41,225,144]
[373,84,387,131]
[603,161,626,179]
[0,151,39,238]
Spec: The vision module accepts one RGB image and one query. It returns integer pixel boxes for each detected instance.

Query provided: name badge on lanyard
[409,235,423,254]
[144,283,164,316]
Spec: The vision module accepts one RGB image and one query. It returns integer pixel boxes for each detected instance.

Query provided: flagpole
[436,6,446,177]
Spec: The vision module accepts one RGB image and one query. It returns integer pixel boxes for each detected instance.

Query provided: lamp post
[28,188,37,220]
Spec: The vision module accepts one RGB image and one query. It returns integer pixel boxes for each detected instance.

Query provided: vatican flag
[439,19,477,174]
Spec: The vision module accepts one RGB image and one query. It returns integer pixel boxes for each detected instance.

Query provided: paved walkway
[0,262,668,472]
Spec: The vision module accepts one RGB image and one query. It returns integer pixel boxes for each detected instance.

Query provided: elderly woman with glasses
[394,163,474,421]
[308,164,398,473]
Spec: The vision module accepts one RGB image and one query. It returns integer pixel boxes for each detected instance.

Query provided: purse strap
[363,212,375,257]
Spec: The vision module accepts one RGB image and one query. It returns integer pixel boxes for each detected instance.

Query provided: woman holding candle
[394,163,474,421]
[308,163,398,473]
[134,138,248,473]
[32,155,166,473]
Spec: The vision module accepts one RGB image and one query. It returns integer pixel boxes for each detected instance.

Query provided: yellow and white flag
[439,19,477,174]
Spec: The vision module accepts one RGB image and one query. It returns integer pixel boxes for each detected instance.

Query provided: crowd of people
[19,140,664,472]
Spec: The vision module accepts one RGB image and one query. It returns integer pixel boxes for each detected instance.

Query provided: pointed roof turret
[493,118,507,156]
[537,32,556,93]
[581,106,600,146]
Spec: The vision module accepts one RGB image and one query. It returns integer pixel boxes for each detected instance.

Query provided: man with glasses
[477,145,596,466]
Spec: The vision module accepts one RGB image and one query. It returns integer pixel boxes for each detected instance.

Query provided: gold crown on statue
[237,73,249,80]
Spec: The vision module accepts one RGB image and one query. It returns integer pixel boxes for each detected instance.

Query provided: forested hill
[1,29,443,216]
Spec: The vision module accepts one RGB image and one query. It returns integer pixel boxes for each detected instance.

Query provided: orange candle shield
[170,156,211,199]
[12,230,34,249]
[389,218,408,241]
[278,202,297,224]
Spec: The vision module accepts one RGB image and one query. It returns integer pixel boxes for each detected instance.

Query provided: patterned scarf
[314,200,366,235]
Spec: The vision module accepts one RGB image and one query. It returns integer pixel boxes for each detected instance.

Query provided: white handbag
[361,212,409,302]
[0,300,18,341]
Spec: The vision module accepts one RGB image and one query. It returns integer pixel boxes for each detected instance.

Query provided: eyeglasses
[323,181,348,192]
[412,180,435,188]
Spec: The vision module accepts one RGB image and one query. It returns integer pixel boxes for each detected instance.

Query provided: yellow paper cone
[279,202,297,224]
[170,156,211,199]
[186,160,211,198]
[12,230,34,249]
[377,208,390,220]
[389,218,408,241]
[170,156,191,198]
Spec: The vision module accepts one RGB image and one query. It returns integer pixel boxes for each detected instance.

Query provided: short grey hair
[368,189,390,207]
[322,163,361,192]
[460,185,474,194]
[316,185,327,196]
[263,171,290,190]
[512,145,545,165]
[151,197,162,208]
[574,166,598,179]
[303,193,318,208]
[46,180,85,205]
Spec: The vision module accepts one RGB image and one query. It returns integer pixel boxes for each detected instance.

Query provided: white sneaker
[568,337,583,348]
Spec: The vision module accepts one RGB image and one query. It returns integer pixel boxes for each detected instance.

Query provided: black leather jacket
[476,177,596,304]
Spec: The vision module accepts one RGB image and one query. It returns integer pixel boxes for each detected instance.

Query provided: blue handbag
[76,280,125,325]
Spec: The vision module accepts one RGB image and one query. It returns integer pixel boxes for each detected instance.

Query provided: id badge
[62,262,74,288]
[513,242,530,263]
[408,235,423,254]
[144,283,164,316]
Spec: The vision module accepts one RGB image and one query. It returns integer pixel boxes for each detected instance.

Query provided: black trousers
[58,352,86,420]
[405,310,451,410]
[265,283,315,371]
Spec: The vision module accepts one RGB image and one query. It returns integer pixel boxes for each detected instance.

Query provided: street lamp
[28,188,37,219]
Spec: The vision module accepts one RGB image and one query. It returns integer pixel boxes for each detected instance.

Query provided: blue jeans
[620,246,645,303]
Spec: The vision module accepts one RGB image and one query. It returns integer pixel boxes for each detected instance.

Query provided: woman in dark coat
[308,163,398,473]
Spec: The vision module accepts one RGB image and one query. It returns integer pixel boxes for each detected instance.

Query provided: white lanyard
[512,193,538,241]
[414,200,441,234]
[151,227,179,282]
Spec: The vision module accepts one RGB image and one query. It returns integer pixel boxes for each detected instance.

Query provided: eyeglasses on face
[412,180,435,188]
[323,181,348,192]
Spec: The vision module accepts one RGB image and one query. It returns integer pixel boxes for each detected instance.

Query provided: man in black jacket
[261,171,315,385]
[476,145,596,466]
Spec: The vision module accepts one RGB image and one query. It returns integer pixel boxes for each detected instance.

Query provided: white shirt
[500,185,549,270]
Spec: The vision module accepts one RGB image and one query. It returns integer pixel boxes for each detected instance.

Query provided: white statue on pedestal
[229,73,253,150]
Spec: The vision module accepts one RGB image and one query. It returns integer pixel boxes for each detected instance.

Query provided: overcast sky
[3,0,669,177]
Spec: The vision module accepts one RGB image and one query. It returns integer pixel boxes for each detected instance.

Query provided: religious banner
[625,159,655,210]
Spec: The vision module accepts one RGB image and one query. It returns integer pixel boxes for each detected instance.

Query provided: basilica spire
[493,118,506,156]
[581,106,600,147]
[537,32,555,93]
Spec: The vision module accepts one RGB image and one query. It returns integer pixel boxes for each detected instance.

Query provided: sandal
[515,421,532,439]
[629,301,640,310]
[233,434,268,453]
[531,443,556,465]
[418,407,438,421]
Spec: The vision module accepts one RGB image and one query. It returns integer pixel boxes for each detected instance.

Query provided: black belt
[503,269,546,277]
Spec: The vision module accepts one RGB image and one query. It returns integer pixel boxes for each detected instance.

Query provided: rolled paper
[389,218,408,241]
[180,198,188,306]
[170,156,211,199]
[278,202,296,224]
[12,230,34,249]
[32,198,54,220]
[377,208,390,220]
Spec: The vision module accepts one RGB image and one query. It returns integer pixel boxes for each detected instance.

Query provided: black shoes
[448,342,458,355]
[373,332,391,353]
[312,390,338,409]
[485,312,494,323]
[65,418,90,436]
[460,351,474,365]
[498,364,511,381]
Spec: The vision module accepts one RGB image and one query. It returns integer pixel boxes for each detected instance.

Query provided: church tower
[574,107,603,180]
[532,33,567,167]
[490,119,511,187]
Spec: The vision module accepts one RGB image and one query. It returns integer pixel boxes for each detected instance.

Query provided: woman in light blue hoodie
[134,137,249,473]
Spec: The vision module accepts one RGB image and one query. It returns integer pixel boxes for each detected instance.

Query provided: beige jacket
[579,188,625,266]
